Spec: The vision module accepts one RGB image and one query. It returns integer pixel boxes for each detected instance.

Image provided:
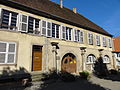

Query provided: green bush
[79,71,90,79]
[109,69,118,75]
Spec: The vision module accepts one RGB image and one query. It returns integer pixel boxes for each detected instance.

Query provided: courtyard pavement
[0,75,120,90]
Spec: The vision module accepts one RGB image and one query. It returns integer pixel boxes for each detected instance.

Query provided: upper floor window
[0,41,16,64]
[41,20,46,36]
[66,27,72,41]
[102,37,107,47]
[52,23,60,38]
[62,26,66,40]
[0,9,18,30]
[19,14,28,32]
[96,35,100,46]
[28,16,40,34]
[74,29,78,41]
[78,30,84,43]
[88,33,93,45]
[108,38,112,48]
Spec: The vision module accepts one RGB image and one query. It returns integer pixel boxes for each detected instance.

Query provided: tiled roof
[113,37,120,52]
[1,0,112,36]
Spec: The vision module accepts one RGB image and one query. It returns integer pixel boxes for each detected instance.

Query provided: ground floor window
[103,55,110,63]
[0,41,16,64]
[86,54,96,64]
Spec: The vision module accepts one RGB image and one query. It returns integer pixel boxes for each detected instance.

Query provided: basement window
[0,9,18,30]
[0,41,16,64]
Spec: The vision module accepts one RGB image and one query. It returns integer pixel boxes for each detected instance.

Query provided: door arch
[61,53,76,73]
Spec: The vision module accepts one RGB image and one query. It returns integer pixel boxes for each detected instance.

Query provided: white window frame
[103,55,110,63]
[0,41,16,64]
[74,29,78,41]
[19,14,28,32]
[80,30,84,44]
[47,21,52,37]
[88,33,93,45]
[62,26,66,40]
[86,55,96,64]
[41,20,47,36]
[103,37,107,47]
[96,35,100,46]
[108,38,112,48]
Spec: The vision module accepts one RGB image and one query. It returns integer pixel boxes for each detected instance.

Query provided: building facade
[113,37,120,69]
[0,0,114,76]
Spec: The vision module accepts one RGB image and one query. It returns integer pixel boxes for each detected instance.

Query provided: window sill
[0,64,17,66]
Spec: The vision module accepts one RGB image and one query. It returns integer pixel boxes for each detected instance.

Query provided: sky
[51,0,120,37]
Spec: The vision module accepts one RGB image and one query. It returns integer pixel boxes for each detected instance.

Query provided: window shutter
[47,22,52,37]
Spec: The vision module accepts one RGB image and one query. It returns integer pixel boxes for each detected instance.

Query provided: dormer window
[0,9,18,30]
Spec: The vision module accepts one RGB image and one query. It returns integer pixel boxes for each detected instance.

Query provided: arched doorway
[61,53,76,73]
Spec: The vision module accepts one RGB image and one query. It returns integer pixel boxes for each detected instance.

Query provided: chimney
[73,7,77,13]
[60,0,63,8]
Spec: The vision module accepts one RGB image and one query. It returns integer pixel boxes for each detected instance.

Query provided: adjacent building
[0,0,114,76]
[113,37,120,69]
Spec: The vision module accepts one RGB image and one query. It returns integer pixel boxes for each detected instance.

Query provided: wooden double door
[32,45,42,71]
[61,56,76,73]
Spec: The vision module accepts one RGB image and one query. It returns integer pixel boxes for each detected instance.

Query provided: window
[0,9,18,30]
[0,41,16,64]
[74,29,78,41]
[77,30,84,43]
[62,26,66,40]
[103,37,107,47]
[19,14,28,32]
[47,22,52,37]
[66,27,72,40]
[28,16,40,34]
[88,33,93,45]
[103,55,110,63]
[87,55,96,64]
[52,23,60,38]
[117,53,120,58]
[96,35,100,46]
[41,20,47,36]
[108,38,112,48]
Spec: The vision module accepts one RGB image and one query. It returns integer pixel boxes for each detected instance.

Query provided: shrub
[60,72,76,82]
[109,69,118,75]
[79,71,90,79]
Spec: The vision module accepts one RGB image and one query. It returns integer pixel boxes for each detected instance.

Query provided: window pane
[22,15,27,23]
[7,54,14,63]
[35,19,40,28]
[8,44,15,52]
[21,23,27,31]
[0,53,5,63]
[56,25,59,38]
[42,21,46,27]
[52,23,55,38]
[0,43,6,52]
[42,28,46,35]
